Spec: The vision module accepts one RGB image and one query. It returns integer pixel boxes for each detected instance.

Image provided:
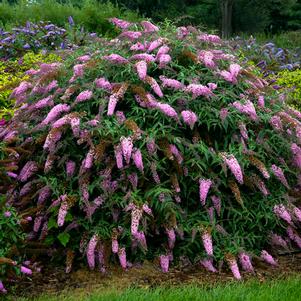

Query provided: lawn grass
[12,275,301,301]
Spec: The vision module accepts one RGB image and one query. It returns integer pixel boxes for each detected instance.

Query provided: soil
[8,252,301,299]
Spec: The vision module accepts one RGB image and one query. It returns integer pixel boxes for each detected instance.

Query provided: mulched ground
[8,252,301,298]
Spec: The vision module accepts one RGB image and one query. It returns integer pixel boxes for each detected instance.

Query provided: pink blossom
[77,55,91,63]
[132,148,144,172]
[95,77,112,91]
[131,53,156,63]
[147,77,163,98]
[69,64,85,82]
[291,143,301,169]
[227,257,242,280]
[221,153,244,184]
[170,144,183,164]
[232,100,257,121]
[198,34,221,44]
[261,250,277,266]
[131,208,143,235]
[135,60,148,80]
[0,280,7,294]
[160,255,170,272]
[202,231,213,256]
[287,226,301,248]
[177,26,189,39]
[141,21,159,32]
[181,110,198,128]
[199,179,212,205]
[270,233,288,249]
[119,31,142,41]
[107,94,118,116]
[258,95,265,107]
[185,84,214,98]
[134,231,147,250]
[57,201,68,227]
[211,195,221,216]
[103,54,129,64]
[148,38,164,52]
[239,253,254,273]
[4,211,11,217]
[87,119,100,127]
[120,136,133,164]
[158,54,172,68]
[198,51,216,68]
[75,90,93,104]
[114,144,123,169]
[273,204,293,225]
[34,95,54,109]
[112,238,119,254]
[66,160,76,177]
[87,235,98,270]
[128,173,138,189]
[271,164,289,189]
[200,258,217,272]
[160,76,185,90]
[156,103,178,118]
[21,266,32,275]
[269,116,283,131]
[70,116,80,137]
[130,42,146,51]
[142,204,153,216]
[293,206,301,222]
[220,108,229,121]
[156,45,170,59]
[219,64,241,84]
[83,149,94,169]
[11,81,32,98]
[18,161,38,182]
[166,228,176,249]
[118,247,127,269]
[7,172,18,179]
[109,17,132,29]
[38,186,51,205]
[42,104,70,125]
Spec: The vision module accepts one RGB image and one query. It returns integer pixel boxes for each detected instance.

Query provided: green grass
[12,276,301,301]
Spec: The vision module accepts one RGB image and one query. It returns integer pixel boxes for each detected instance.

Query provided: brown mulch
[7,252,301,299]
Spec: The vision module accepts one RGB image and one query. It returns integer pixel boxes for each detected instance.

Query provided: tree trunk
[220,0,234,38]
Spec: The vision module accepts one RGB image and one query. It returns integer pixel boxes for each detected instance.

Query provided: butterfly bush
[2,19,301,286]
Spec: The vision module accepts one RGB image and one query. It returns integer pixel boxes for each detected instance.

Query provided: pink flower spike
[114,144,124,169]
[131,53,156,63]
[75,90,93,104]
[271,164,289,189]
[158,54,172,68]
[118,247,127,270]
[142,204,153,216]
[135,60,148,80]
[95,77,112,91]
[160,255,170,272]
[21,266,32,275]
[273,204,293,226]
[57,201,68,227]
[0,280,7,294]
[166,228,176,249]
[261,250,277,266]
[211,195,221,216]
[200,258,217,272]
[239,253,254,273]
[141,21,159,32]
[227,257,242,280]
[112,238,119,254]
[120,136,133,164]
[130,42,146,51]
[293,206,301,222]
[42,104,70,125]
[160,76,185,90]
[103,54,129,64]
[109,17,132,30]
[87,235,98,270]
[221,153,244,184]
[181,110,198,128]
[119,31,142,41]
[202,231,213,256]
[156,103,178,119]
[132,148,144,172]
[199,179,212,206]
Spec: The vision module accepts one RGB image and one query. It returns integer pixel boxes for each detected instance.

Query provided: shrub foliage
[1,20,301,286]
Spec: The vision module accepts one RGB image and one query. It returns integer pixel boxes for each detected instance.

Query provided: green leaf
[57,232,70,247]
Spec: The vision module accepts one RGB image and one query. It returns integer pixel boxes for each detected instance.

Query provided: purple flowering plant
[1,19,301,284]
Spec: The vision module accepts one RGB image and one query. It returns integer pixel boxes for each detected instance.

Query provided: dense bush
[0,51,61,121]
[0,0,139,36]
[275,68,301,110]
[1,19,301,291]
